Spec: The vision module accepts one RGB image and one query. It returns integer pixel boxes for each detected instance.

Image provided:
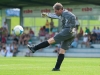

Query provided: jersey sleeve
[47,13,59,19]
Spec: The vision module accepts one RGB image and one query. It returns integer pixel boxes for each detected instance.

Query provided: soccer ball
[13,25,24,36]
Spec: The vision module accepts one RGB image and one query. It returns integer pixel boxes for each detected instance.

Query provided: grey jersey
[48,9,76,29]
[61,10,76,28]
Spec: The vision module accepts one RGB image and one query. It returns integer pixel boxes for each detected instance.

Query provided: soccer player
[27,2,76,71]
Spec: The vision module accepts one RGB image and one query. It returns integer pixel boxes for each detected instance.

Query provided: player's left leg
[52,37,74,71]
[52,48,65,71]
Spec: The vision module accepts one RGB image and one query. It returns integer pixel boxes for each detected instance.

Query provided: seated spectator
[85,27,90,34]
[50,18,54,32]
[13,43,19,57]
[13,36,19,44]
[0,44,7,57]
[1,35,6,43]
[39,26,46,36]
[19,33,25,45]
[91,31,97,43]
[3,22,8,29]
[92,26,96,33]
[29,28,34,37]
[81,33,90,48]
[39,26,46,42]
[48,28,57,41]
[23,34,30,45]
[52,27,58,33]
[96,33,100,44]
[6,44,13,57]
[2,22,9,34]
[3,28,8,37]
[45,32,50,40]
[95,27,100,34]
[71,37,78,48]
[24,27,30,34]
[50,32,55,38]
[78,27,83,39]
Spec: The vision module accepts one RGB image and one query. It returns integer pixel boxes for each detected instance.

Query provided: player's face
[54,9,62,16]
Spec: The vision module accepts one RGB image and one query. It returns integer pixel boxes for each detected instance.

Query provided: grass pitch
[0,57,100,75]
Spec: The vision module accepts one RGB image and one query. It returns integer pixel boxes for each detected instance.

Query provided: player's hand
[41,13,48,17]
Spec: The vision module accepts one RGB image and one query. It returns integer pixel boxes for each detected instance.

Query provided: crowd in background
[71,26,100,48]
[1,19,100,57]
[0,19,58,57]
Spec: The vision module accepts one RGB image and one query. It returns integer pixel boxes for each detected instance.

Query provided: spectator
[50,18,54,32]
[19,33,24,45]
[50,32,55,38]
[24,27,30,34]
[45,32,50,40]
[0,44,7,57]
[1,35,6,43]
[10,43,18,56]
[78,27,83,38]
[39,26,46,36]
[95,27,100,43]
[96,27,100,33]
[13,36,19,44]
[13,43,19,57]
[29,28,34,37]
[3,28,8,37]
[81,33,90,48]
[39,26,46,42]
[2,22,8,31]
[6,44,13,57]
[23,34,30,45]
[71,36,78,48]
[92,26,96,33]
[45,19,50,33]
[52,27,58,33]
[85,27,90,34]
[91,31,97,43]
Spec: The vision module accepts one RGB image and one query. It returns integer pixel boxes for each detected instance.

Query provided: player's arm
[41,13,59,19]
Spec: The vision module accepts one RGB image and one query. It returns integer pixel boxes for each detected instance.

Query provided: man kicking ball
[27,2,76,71]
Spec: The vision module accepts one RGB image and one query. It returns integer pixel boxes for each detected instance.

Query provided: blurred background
[0,0,100,57]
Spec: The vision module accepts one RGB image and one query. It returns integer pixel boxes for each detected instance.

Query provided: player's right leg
[27,37,55,53]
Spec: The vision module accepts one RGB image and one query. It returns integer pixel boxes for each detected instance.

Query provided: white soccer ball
[13,25,24,36]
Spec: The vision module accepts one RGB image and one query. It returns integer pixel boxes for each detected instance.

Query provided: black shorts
[54,28,74,50]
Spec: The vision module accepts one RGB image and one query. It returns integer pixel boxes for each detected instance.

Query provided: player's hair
[53,2,63,10]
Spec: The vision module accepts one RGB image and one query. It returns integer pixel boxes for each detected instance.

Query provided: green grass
[0,57,100,75]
